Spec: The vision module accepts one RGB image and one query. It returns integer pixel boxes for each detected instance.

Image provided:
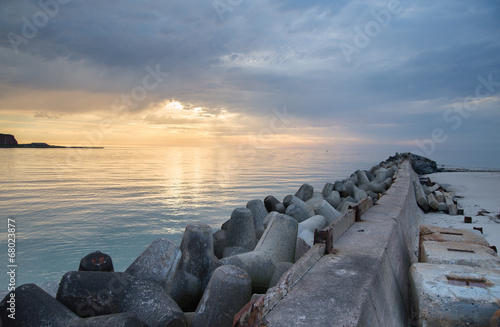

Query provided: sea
[0,147,382,289]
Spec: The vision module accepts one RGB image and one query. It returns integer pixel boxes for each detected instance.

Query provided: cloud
[0,0,499,165]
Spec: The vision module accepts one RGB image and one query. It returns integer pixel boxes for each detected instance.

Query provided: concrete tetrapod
[264,195,286,213]
[285,203,310,223]
[0,284,144,327]
[294,183,314,202]
[283,194,315,217]
[325,190,342,209]
[223,208,256,257]
[125,238,181,292]
[246,199,267,239]
[254,213,298,264]
[190,265,252,327]
[0,284,79,326]
[79,251,114,272]
[56,271,186,327]
[67,313,144,327]
[314,200,340,224]
[297,215,327,236]
[170,224,216,312]
[216,251,275,293]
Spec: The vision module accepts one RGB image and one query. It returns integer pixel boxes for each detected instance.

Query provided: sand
[422,171,500,250]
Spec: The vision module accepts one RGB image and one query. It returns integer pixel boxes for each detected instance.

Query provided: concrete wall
[261,160,424,326]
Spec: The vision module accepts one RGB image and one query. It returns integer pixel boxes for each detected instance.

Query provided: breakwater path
[236,159,423,326]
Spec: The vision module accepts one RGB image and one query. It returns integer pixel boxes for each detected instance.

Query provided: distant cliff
[0,134,18,145]
[0,133,102,149]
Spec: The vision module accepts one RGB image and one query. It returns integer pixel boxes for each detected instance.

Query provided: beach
[422,171,500,250]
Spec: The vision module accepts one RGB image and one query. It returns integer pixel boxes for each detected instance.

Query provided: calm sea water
[0,147,379,288]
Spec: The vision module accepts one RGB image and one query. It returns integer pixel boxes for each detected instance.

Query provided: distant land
[0,133,103,149]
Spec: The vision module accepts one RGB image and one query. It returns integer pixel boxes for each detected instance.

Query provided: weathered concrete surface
[420,225,490,247]
[263,160,424,327]
[410,263,500,326]
[421,241,500,268]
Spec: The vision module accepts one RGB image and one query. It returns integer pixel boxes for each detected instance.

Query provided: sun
[163,100,184,111]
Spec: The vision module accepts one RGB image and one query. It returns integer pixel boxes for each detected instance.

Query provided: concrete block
[356,169,370,186]
[213,229,226,259]
[314,200,340,224]
[437,202,447,212]
[297,215,327,236]
[79,251,114,272]
[305,192,324,211]
[420,225,490,247]
[56,271,186,327]
[420,241,500,268]
[334,181,349,197]
[427,192,439,210]
[125,238,181,291]
[264,195,286,213]
[321,182,334,198]
[343,180,356,197]
[325,190,341,209]
[263,211,279,229]
[297,229,314,247]
[0,284,79,326]
[170,224,216,311]
[294,183,314,202]
[375,165,396,182]
[449,203,458,215]
[353,187,368,202]
[283,195,315,217]
[410,263,500,326]
[294,236,311,262]
[285,203,310,223]
[255,213,298,263]
[191,265,251,327]
[428,183,440,193]
[491,308,500,327]
[67,313,144,327]
[246,199,267,239]
[216,251,275,292]
[414,182,429,211]
[269,262,294,288]
[434,190,445,203]
[225,208,256,252]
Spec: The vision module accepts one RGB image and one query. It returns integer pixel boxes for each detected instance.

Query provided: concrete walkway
[262,160,424,326]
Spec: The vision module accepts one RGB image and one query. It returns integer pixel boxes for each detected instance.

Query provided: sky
[0,0,499,167]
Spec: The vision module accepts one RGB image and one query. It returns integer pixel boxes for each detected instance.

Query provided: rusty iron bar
[313,226,334,254]
[233,295,265,327]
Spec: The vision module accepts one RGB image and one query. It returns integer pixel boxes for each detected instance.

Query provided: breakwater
[0,153,437,326]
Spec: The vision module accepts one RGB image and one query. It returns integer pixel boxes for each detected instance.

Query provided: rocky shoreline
[0,152,438,327]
